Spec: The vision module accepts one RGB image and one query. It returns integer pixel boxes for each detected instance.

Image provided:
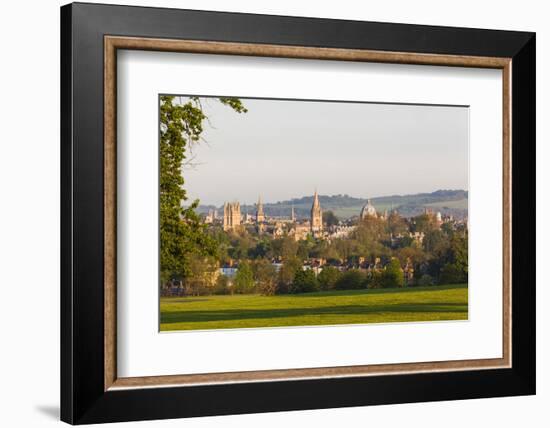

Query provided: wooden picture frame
[61,2,535,424]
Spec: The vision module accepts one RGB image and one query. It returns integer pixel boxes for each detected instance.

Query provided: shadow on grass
[289,284,467,298]
[160,302,467,324]
[160,284,468,302]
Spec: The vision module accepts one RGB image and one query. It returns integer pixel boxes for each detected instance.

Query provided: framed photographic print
[61,2,536,424]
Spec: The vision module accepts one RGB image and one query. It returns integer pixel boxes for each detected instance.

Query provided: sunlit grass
[160,284,468,331]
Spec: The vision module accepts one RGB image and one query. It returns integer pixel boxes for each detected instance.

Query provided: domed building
[360,199,377,219]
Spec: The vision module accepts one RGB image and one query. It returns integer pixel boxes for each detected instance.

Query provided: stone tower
[310,190,323,233]
[291,205,296,222]
[223,202,241,231]
[256,195,265,223]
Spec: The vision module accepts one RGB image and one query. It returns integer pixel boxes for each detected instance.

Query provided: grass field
[160,284,468,331]
[423,198,468,210]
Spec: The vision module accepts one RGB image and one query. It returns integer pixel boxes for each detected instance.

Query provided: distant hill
[196,189,468,220]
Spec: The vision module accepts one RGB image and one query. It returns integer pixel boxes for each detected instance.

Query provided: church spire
[312,189,320,209]
[256,195,265,223]
[310,189,323,234]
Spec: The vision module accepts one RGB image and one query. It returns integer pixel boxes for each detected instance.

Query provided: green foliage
[423,229,448,254]
[182,255,219,295]
[395,246,425,266]
[367,270,382,289]
[352,217,390,260]
[395,235,414,248]
[418,274,434,286]
[441,222,454,236]
[277,256,302,293]
[437,231,468,284]
[310,238,340,260]
[200,199,466,294]
[322,210,339,227]
[440,264,465,284]
[290,268,319,293]
[335,269,366,290]
[271,236,298,260]
[252,259,278,295]
[382,258,405,288]
[228,233,254,260]
[318,266,342,290]
[370,259,405,288]
[387,212,408,236]
[233,261,255,294]
[205,215,467,293]
[219,97,248,113]
[159,95,246,283]
[297,239,315,260]
[450,233,468,280]
[249,239,272,259]
[214,275,231,295]
[356,216,388,242]
[440,234,467,282]
[412,213,435,233]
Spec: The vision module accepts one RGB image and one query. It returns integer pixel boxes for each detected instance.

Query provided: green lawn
[160,284,468,331]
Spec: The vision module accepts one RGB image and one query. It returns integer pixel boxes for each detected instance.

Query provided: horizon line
[189,188,468,207]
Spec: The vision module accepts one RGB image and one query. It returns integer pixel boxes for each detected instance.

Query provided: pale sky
[173,96,469,206]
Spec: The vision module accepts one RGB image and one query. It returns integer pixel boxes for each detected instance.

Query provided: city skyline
[178,96,469,206]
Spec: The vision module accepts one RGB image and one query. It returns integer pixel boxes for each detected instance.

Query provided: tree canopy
[159,95,247,284]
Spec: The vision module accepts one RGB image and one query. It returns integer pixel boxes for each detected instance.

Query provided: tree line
[217,258,407,296]
[202,213,467,296]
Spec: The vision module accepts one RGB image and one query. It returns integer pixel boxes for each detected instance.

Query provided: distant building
[256,195,265,223]
[219,265,238,278]
[223,202,241,231]
[310,190,323,235]
[329,224,356,239]
[243,213,254,224]
[410,231,425,245]
[291,222,311,241]
[272,222,285,237]
[423,208,444,228]
[435,211,443,226]
[360,199,377,219]
[204,209,215,224]
[271,261,283,272]
[403,257,415,285]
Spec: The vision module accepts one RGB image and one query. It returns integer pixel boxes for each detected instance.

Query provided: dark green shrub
[418,274,434,286]
[335,269,366,290]
[290,268,319,293]
[439,263,466,284]
[318,266,341,290]
[381,259,405,288]
[214,275,230,295]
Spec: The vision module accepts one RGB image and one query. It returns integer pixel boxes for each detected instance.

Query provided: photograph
[159,95,469,331]
[53,2,536,424]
